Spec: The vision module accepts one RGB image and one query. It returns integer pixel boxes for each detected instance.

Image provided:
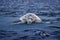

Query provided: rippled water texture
[0,0,60,40]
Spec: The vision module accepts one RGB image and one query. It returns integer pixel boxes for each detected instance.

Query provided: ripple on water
[56,17,60,21]
[0,29,51,40]
[0,30,18,39]
[48,25,60,29]
[51,30,60,40]
[0,28,59,40]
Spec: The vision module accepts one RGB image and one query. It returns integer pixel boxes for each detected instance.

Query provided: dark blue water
[0,0,60,40]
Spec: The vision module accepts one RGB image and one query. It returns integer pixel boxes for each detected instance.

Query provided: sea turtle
[14,13,42,24]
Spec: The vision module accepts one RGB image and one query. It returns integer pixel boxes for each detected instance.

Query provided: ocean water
[0,0,60,40]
